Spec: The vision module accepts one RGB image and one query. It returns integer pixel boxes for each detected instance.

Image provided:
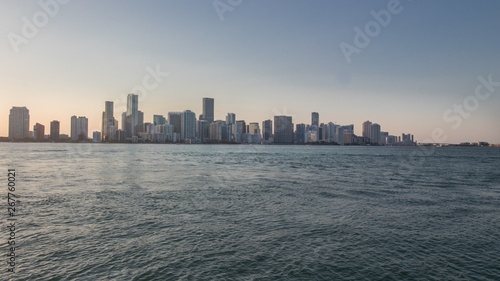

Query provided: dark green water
[1,144,499,280]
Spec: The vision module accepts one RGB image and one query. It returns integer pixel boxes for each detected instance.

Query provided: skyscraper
[362,121,372,140]
[262,119,273,141]
[50,120,60,142]
[201,97,214,124]
[168,112,182,134]
[34,123,45,141]
[295,123,306,144]
[102,101,115,141]
[8,106,30,140]
[196,120,209,143]
[181,110,196,141]
[226,113,235,125]
[370,123,381,145]
[311,112,319,127]
[274,116,294,144]
[124,94,139,137]
[71,116,88,141]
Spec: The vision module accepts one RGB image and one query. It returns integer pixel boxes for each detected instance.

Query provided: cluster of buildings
[7,95,416,146]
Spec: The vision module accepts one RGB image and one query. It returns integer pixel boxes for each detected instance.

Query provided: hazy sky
[1,0,500,143]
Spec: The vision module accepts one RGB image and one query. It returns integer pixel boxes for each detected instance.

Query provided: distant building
[319,123,328,141]
[262,119,273,141]
[122,94,143,138]
[168,112,182,135]
[153,114,166,125]
[93,131,101,143]
[59,134,70,141]
[386,135,398,145]
[380,131,389,145]
[181,110,196,141]
[196,120,209,143]
[115,129,125,142]
[362,121,372,140]
[226,113,236,125]
[34,123,45,141]
[248,123,260,135]
[9,106,30,140]
[50,120,60,141]
[311,112,319,127]
[370,123,381,145]
[295,124,306,144]
[274,116,293,144]
[71,116,88,141]
[402,133,415,145]
[102,101,116,141]
[336,126,345,145]
[327,122,338,142]
[200,97,214,124]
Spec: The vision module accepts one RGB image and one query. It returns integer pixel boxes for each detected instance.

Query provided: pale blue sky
[1,0,500,143]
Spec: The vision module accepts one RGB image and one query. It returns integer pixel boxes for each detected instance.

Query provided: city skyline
[2,95,496,145]
[3,96,441,146]
[1,1,500,143]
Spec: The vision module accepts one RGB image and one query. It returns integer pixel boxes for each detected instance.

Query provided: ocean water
[1,143,499,280]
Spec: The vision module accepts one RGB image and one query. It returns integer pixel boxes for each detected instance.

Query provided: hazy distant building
[274,116,293,144]
[226,113,236,125]
[327,122,338,142]
[50,120,60,141]
[196,120,209,143]
[93,131,101,143]
[9,106,30,140]
[234,120,246,143]
[402,133,415,145]
[370,123,381,145]
[311,112,319,127]
[248,123,260,135]
[386,135,398,145]
[295,124,306,144]
[336,126,345,145]
[168,112,182,135]
[101,101,114,141]
[362,121,372,141]
[380,131,389,145]
[200,98,214,124]
[71,116,88,141]
[153,115,166,125]
[181,110,196,141]
[262,119,272,141]
[122,94,143,138]
[34,123,45,141]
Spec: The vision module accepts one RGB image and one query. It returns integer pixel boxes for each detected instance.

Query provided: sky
[1,0,500,143]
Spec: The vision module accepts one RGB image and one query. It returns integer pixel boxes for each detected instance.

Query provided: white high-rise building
[71,116,88,141]
[9,106,30,140]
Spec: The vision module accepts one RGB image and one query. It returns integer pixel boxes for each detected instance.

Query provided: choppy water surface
[1,143,499,280]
